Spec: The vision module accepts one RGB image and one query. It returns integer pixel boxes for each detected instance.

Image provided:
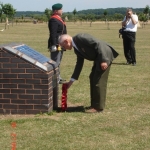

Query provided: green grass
[0,21,150,150]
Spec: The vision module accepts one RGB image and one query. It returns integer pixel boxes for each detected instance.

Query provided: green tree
[138,13,147,28]
[87,14,95,27]
[73,8,77,23]
[143,5,149,23]
[0,2,3,22]
[64,13,74,21]
[103,10,108,23]
[44,8,51,22]
[143,5,149,15]
[138,5,150,28]
[2,3,16,29]
[2,3,15,17]
[114,13,123,22]
[21,15,24,22]
[10,8,16,26]
[78,14,85,24]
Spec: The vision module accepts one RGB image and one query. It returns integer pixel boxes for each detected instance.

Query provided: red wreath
[61,83,67,111]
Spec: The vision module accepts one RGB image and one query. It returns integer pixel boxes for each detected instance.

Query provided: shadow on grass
[56,106,85,113]
[112,62,127,65]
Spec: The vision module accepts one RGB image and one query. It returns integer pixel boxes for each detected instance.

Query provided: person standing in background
[122,8,138,66]
[48,3,67,83]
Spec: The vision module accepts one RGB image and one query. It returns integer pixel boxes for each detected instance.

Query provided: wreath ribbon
[61,83,67,111]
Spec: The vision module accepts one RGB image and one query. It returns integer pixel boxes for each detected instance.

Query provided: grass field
[0,21,150,150]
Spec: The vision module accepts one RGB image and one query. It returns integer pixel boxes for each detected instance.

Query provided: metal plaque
[3,43,57,72]
[15,45,50,64]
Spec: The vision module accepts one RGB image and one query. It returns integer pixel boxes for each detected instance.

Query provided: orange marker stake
[11,122,17,150]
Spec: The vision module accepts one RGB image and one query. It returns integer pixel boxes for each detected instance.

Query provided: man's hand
[65,80,74,89]
[101,62,108,70]
[126,10,133,18]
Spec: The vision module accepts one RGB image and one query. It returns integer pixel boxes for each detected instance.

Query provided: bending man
[58,33,119,113]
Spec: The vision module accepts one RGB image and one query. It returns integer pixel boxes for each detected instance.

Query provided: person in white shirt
[122,8,138,66]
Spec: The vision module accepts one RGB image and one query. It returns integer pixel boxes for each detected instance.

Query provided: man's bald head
[58,34,70,45]
[58,34,73,50]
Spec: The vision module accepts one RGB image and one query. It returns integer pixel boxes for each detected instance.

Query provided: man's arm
[122,16,129,27]
[71,54,84,80]
[65,55,84,89]
[122,11,138,26]
[130,15,138,25]
[49,19,59,50]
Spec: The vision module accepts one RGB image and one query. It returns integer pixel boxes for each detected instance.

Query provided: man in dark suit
[48,3,67,84]
[58,33,119,113]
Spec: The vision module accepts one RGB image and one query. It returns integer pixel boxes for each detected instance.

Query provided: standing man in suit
[58,33,119,113]
[122,8,138,66]
[48,3,67,84]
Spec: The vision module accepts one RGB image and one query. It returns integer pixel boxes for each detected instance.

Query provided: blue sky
[1,0,150,12]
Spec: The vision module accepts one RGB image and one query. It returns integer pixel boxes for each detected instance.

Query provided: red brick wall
[0,48,59,114]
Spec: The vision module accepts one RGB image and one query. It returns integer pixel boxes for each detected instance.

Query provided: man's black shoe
[85,106,103,113]
[132,62,136,66]
[126,61,131,65]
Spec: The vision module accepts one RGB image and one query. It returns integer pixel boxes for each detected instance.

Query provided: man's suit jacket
[48,17,67,48]
[72,33,119,80]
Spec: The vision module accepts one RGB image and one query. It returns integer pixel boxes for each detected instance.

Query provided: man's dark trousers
[89,64,111,110]
[50,50,63,79]
[123,32,136,63]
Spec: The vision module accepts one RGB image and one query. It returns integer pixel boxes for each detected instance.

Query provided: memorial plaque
[15,45,50,64]
[3,43,57,71]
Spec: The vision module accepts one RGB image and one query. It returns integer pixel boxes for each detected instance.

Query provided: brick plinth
[0,45,59,114]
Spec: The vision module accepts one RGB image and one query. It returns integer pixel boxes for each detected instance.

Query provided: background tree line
[0,1,149,25]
